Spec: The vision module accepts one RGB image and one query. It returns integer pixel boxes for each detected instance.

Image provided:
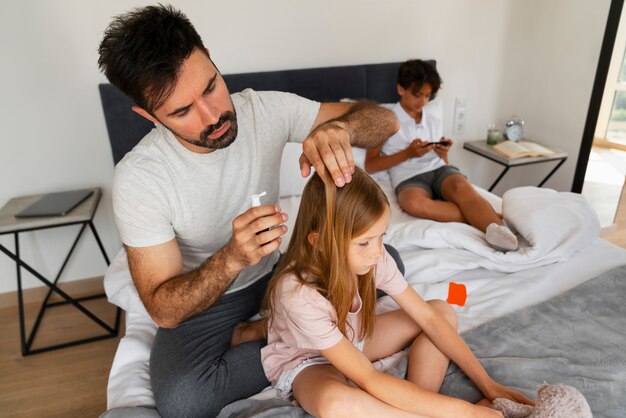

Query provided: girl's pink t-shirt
[261,248,408,385]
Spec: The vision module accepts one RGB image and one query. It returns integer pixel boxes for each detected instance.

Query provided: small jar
[486,124,501,145]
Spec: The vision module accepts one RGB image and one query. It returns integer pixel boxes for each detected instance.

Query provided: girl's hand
[301,121,354,187]
[483,381,535,406]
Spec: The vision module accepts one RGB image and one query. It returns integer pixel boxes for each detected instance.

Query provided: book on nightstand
[492,140,555,159]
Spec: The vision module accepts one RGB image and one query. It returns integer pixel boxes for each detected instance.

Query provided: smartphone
[422,141,450,147]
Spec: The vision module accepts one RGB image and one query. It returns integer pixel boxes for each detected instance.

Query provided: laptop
[15,190,94,218]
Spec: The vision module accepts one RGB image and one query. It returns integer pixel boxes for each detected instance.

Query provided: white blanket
[104,185,602,411]
[386,187,601,285]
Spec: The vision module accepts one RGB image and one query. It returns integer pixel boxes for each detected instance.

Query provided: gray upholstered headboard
[99,61,431,165]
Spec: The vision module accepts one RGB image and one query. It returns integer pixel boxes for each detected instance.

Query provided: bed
[98,62,626,418]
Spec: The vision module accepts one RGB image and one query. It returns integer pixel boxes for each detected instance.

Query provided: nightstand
[0,187,121,355]
[463,140,568,192]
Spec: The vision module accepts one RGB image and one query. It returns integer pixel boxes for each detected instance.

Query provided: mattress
[104,175,626,412]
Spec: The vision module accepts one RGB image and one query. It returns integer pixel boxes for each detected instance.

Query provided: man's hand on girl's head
[300,121,355,187]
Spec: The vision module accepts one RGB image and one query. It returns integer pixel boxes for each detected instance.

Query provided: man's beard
[164,110,238,150]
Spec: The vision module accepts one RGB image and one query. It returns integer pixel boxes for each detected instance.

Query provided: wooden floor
[0,279,123,418]
[0,194,625,418]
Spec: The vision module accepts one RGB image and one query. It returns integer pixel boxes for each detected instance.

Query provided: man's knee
[153,372,224,418]
[151,340,269,418]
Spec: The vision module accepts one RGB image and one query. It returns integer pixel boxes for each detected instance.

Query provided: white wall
[482,0,612,193]
[0,0,610,293]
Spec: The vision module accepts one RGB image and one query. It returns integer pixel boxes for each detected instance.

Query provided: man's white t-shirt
[112,89,320,294]
[381,102,445,189]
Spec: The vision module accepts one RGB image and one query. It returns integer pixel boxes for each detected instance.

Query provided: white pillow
[352,145,391,184]
[279,142,308,198]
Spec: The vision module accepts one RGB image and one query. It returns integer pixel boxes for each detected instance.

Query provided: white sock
[502,218,516,233]
[486,223,519,251]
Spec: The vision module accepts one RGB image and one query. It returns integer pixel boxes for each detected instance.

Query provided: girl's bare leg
[363,300,457,393]
[406,300,458,391]
[293,364,432,418]
[364,300,496,410]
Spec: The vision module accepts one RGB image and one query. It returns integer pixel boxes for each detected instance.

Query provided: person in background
[365,60,518,252]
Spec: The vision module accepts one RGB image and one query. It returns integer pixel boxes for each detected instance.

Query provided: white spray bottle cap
[250,191,267,207]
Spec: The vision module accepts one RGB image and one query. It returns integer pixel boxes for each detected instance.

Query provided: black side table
[463,140,568,192]
[0,187,121,355]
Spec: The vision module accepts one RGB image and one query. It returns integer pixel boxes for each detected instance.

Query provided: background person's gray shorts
[395,165,464,200]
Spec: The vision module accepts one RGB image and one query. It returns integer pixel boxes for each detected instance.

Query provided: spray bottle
[250,191,268,234]
[250,191,267,208]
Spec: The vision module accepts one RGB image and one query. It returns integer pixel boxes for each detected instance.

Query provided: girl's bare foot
[230,318,267,347]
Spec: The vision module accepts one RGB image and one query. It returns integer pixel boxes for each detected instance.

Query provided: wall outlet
[453,97,467,134]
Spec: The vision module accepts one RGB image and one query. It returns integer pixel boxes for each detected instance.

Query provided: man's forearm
[328,101,399,148]
[148,246,242,328]
[129,205,285,328]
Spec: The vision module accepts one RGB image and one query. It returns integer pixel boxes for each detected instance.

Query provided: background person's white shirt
[382,102,445,189]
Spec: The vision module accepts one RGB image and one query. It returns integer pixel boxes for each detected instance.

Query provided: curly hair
[397,59,442,100]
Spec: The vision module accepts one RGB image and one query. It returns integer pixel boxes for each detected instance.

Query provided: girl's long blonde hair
[264,167,390,341]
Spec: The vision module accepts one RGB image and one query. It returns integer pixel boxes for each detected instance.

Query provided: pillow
[352,145,391,184]
[279,141,385,197]
[352,146,367,169]
[279,143,308,198]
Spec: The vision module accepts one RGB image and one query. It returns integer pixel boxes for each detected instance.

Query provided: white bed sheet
[105,176,626,411]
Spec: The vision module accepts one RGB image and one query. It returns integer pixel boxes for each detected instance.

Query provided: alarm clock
[503,116,524,142]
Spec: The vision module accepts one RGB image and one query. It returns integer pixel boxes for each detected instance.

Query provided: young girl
[261,167,532,418]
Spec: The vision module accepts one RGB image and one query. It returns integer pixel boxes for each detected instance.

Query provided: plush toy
[492,384,592,418]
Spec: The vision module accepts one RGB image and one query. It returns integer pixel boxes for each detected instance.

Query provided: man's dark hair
[98,4,207,112]
[397,59,442,100]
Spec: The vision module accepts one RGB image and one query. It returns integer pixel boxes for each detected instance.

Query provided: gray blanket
[440,264,626,418]
[218,265,626,418]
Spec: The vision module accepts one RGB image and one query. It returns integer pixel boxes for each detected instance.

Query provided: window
[596,6,626,150]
